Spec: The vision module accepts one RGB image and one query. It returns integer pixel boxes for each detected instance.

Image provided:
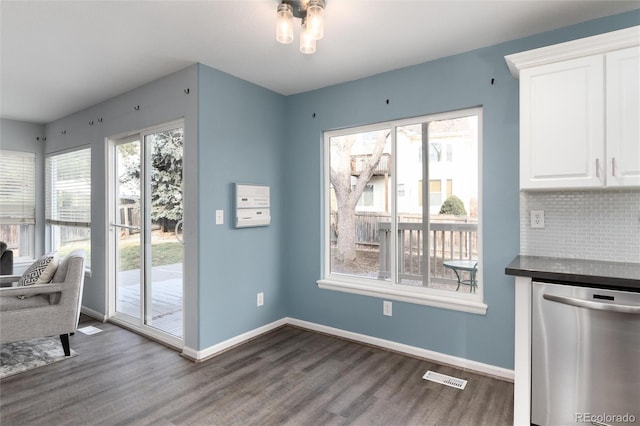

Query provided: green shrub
[439,195,467,216]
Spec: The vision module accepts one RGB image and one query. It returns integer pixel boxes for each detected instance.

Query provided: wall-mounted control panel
[234,183,271,228]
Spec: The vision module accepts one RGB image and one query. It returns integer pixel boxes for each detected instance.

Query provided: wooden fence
[0,224,34,258]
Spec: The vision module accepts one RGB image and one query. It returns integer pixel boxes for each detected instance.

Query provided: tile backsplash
[520,190,640,263]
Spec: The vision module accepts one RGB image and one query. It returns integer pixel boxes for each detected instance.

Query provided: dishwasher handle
[543,293,640,315]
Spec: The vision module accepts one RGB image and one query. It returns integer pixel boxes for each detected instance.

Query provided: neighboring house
[343,117,478,217]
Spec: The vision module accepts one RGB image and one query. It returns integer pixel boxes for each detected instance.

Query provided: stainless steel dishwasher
[532,281,640,426]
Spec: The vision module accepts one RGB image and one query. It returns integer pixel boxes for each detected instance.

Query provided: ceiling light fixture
[275,0,325,54]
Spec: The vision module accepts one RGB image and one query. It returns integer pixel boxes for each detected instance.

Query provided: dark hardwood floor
[0,315,513,425]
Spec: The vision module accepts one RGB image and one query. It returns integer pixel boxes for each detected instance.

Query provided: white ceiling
[1,1,638,124]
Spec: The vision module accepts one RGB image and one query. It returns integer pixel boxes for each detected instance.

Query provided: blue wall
[11,9,638,365]
[282,11,639,369]
[197,64,287,349]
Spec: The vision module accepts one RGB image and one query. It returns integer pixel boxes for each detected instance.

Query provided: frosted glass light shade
[306,0,324,40]
[299,18,316,54]
[276,3,294,44]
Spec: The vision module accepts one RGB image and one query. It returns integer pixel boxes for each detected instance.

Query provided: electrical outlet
[530,210,545,229]
[383,300,392,316]
[257,292,264,307]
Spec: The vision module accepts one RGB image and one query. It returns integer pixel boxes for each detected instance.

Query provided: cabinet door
[520,55,605,189]
[606,47,640,187]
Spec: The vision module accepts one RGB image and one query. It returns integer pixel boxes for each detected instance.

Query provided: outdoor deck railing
[378,221,478,284]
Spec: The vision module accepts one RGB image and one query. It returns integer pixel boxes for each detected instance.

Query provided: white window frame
[45,146,91,270]
[0,150,36,262]
[317,107,486,315]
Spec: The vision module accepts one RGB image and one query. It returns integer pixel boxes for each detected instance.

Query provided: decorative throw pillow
[17,253,56,286]
[36,253,58,284]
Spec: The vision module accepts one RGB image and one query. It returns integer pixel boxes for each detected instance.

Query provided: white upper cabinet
[520,55,604,189]
[506,27,640,190]
[606,46,640,187]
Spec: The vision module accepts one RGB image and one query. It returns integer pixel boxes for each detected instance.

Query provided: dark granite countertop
[505,255,640,292]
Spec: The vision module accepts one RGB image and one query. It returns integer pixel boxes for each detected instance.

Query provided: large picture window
[46,147,91,268]
[0,150,35,261]
[320,108,485,314]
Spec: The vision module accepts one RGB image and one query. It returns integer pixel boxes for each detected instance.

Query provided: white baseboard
[81,305,107,322]
[288,318,514,381]
[186,316,514,381]
[182,317,288,361]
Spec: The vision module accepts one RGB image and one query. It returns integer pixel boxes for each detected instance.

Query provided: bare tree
[330,131,389,262]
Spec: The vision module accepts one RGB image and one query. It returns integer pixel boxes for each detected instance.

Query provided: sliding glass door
[110,122,184,345]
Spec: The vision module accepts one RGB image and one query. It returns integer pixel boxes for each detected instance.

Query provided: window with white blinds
[46,147,91,267]
[0,150,36,225]
[46,148,91,227]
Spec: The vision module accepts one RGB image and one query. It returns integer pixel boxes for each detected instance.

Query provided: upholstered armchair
[0,241,13,276]
[0,250,86,356]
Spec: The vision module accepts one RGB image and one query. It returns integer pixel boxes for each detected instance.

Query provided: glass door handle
[110,223,141,231]
[543,293,640,315]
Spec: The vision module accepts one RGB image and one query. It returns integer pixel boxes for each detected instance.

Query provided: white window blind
[46,148,91,227]
[0,150,36,224]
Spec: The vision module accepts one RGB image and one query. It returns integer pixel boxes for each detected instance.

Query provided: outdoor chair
[0,250,86,356]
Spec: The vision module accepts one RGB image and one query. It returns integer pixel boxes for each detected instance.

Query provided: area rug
[0,336,77,379]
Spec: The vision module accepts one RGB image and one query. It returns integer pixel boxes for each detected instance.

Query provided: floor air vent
[422,371,467,390]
